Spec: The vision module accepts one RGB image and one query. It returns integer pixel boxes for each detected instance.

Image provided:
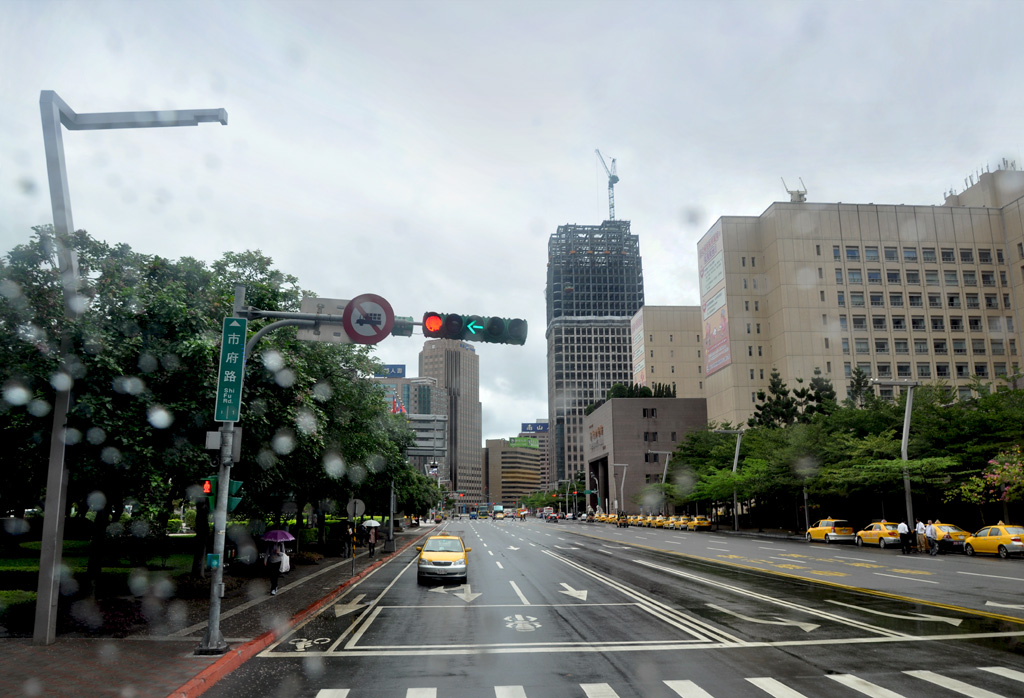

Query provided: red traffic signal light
[423,312,444,337]
[459,493,464,497]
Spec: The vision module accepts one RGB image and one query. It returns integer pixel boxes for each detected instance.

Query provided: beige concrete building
[696,168,1024,427]
[483,438,543,509]
[519,420,551,490]
[583,397,707,515]
[419,339,483,503]
[631,306,705,395]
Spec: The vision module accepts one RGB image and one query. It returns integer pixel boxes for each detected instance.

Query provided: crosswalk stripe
[746,676,811,697]
[664,679,716,697]
[904,670,1006,698]
[827,674,906,697]
[980,667,1024,683]
[494,687,528,698]
[315,691,349,698]
[406,690,436,698]
[580,684,620,697]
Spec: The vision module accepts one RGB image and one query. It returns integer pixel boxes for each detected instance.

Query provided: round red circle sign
[341,293,395,344]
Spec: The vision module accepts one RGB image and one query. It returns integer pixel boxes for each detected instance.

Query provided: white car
[565,513,574,520]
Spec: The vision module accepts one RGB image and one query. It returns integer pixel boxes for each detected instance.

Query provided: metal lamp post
[612,463,629,514]
[590,472,601,513]
[869,379,919,527]
[713,429,744,531]
[35,90,226,646]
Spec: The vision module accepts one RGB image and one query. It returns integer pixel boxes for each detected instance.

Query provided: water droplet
[28,399,51,417]
[87,427,107,445]
[101,446,122,464]
[272,431,295,455]
[262,350,284,372]
[3,381,30,406]
[147,405,173,429]
[275,368,296,388]
[87,490,107,511]
[50,372,73,391]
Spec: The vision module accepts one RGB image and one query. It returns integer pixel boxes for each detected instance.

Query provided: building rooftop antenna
[595,149,619,220]
[781,177,807,203]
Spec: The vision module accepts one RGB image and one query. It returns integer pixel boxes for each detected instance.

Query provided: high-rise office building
[694,167,1024,426]
[419,339,483,503]
[631,306,704,395]
[483,438,542,509]
[519,419,551,489]
[546,220,645,483]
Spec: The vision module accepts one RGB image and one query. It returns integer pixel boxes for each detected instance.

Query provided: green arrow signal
[466,320,482,334]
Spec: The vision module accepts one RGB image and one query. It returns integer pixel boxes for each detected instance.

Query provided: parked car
[546,513,559,523]
[416,535,471,583]
[687,515,712,531]
[806,518,855,544]
[933,521,970,554]
[616,513,629,528]
[965,522,1024,558]
[856,521,902,549]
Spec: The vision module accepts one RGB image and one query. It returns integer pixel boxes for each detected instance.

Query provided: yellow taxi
[933,521,970,554]
[855,521,902,549]
[627,514,641,526]
[653,516,667,528]
[643,515,657,528]
[687,515,712,531]
[674,515,691,530]
[665,516,679,529]
[416,535,471,583]
[965,522,1024,559]
[806,517,855,544]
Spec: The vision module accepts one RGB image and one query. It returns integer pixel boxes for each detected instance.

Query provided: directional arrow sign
[827,600,962,626]
[334,593,366,618]
[452,584,481,603]
[558,583,588,601]
[707,603,819,633]
[465,319,483,335]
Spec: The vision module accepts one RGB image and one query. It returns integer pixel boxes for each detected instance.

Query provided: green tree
[747,369,798,428]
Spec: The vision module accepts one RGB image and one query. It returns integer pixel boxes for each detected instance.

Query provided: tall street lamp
[647,450,675,485]
[612,463,629,513]
[869,379,919,527]
[35,91,226,647]
[713,429,744,531]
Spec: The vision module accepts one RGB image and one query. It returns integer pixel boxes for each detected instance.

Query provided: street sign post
[214,317,247,422]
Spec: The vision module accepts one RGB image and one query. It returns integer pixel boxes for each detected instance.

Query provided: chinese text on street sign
[215,317,247,422]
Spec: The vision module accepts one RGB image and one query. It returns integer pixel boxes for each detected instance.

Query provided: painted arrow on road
[333,593,366,618]
[558,583,588,601]
[452,584,481,603]
[986,601,1024,610]
[827,600,963,626]
[707,603,819,632]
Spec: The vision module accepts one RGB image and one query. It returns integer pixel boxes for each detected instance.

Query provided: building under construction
[545,220,645,483]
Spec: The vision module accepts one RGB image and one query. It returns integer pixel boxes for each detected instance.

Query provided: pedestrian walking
[897,521,912,554]
[265,541,284,595]
[925,520,939,556]
[368,525,378,557]
[915,518,927,553]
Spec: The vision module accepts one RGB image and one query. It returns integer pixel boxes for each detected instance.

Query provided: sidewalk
[3,526,430,698]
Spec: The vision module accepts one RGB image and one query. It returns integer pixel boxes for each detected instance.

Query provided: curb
[166,531,427,698]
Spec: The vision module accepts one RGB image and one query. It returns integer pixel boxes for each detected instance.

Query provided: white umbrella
[363,520,381,527]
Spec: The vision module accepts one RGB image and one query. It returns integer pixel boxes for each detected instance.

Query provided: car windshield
[1004,526,1024,535]
[423,539,463,553]
[937,525,963,533]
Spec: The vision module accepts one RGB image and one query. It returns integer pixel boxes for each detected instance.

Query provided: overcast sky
[3,0,1024,441]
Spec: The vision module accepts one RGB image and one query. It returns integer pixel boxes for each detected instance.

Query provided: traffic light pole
[196,423,233,654]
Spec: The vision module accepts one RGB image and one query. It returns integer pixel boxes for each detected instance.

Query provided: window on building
[887,270,901,284]
[746,323,751,334]
[975,363,989,378]
[877,363,891,378]
[837,292,845,307]
[942,248,956,263]
[928,293,942,308]
[842,338,850,354]
[758,346,762,356]
[892,316,906,331]
[756,323,760,334]
[820,290,826,301]
[897,363,912,378]
[978,248,992,264]
[992,339,1005,355]
[904,247,918,262]
[931,317,945,331]
[922,247,937,263]
[894,339,909,354]
[759,369,764,379]
[936,363,950,378]
[868,269,882,285]
[908,293,923,307]
[889,292,903,307]
[953,339,967,355]
[997,249,1005,263]
[926,270,939,286]
[839,315,848,330]
[846,246,860,261]
[852,316,867,330]
[745,300,749,311]
[884,247,898,261]
[833,245,841,260]
[873,316,887,330]
[874,339,889,354]
[906,270,921,284]
[947,293,961,308]
[966,293,980,309]
[960,248,974,263]
[848,269,862,284]
[750,368,755,379]
[816,244,821,256]
[865,246,880,262]
[911,316,926,331]
[969,316,982,332]
[933,339,947,354]
[855,338,869,353]
[963,271,977,286]
[742,256,747,267]
[917,363,932,379]
[743,279,748,289]
[914,339,928,354]
[972,339,986,355]
[850,292,865,307]
[824,337,830,349]
[754,301,759,311]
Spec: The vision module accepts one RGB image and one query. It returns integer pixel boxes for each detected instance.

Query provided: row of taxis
[589,512,713,531]
[807,517,1024,558]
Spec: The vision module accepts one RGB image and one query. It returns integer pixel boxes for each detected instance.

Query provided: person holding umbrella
[365,519,380,557]
[262,529,294,595]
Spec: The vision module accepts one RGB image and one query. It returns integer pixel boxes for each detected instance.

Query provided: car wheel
[999,545,1009,559]
[805,532,812,542]
[965,544,975,556]
[879,538,887,549]
[855,536,863,547]
[824,534,832,544]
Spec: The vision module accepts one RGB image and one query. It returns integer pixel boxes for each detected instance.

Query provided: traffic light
[390,316,414,337]
[201,475,243,512]
[421,312,528,345]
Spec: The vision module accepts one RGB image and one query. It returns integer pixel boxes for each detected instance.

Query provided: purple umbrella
[262,529,295,542]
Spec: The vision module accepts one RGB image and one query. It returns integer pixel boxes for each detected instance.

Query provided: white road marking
[905,670,1005,697]
[509,581,530,605]
[759,547,786,552]
[315,691,349,698]
[707,547,731,552]
[495,687,528,698]
[559,583,588,601]
[488,550,494,556]
[873,572,939,584]
[495,561,504,569]
[980,666,1024,682]
[834,555,873,562]
[827,674,905,697]
[985,601,1024,610]
[406,690,436,698]
[827,600,961,626]
[663,679,715,697]
[581,684,620,697]
[746,677,810,697]
[706,603,819,633]
[960,570,1024,582]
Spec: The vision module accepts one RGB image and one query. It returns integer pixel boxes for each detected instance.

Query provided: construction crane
[595,149,619,220]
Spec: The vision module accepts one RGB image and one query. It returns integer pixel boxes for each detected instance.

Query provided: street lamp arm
[42,91,228,129]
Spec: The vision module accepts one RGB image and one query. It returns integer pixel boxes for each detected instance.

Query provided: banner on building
[509,437,539,449]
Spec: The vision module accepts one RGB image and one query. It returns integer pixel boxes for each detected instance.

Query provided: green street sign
[214,317,247,422]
